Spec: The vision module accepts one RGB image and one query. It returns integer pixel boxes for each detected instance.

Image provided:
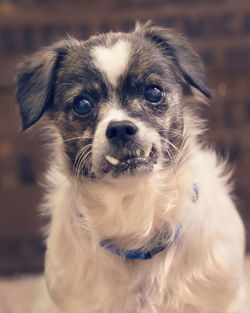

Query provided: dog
[16,22,249,313]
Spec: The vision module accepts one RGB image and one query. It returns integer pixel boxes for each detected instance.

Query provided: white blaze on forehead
[92,40,131,87]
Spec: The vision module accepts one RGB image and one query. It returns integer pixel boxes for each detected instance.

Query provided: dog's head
[16,22,210,180]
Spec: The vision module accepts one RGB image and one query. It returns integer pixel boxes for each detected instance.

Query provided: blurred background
[0,0,249,275]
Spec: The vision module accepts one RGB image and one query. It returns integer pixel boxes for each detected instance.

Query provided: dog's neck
[75,180,198,260]
[72,164,196,253]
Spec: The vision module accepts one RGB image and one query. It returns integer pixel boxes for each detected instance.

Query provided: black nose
[106,120,138,142]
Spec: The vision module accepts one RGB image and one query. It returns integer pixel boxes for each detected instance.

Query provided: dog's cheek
[168,115,184,148]
[64,132,94,176]
[160,113,184,165]
[47,109,95,173]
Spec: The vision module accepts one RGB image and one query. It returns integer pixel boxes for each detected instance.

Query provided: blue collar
[100,222,182,260]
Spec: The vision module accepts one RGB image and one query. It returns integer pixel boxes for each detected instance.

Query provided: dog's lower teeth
[145,144,152,158]
[105,155,120,165]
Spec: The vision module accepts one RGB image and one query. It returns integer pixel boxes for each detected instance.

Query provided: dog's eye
[144,85,163,103]
[73,98,93,116]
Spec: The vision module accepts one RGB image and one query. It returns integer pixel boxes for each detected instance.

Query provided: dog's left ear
[137,22,211,98]
[16,44,67,131]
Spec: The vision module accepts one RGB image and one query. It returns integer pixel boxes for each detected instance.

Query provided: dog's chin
[101,145,158,178]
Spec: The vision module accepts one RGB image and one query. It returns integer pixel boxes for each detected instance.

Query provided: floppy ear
[137,22,211,98]
[16,45,66,130]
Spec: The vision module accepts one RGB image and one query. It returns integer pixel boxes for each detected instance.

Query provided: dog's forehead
[91,39,131,88]
[58,32,177,102]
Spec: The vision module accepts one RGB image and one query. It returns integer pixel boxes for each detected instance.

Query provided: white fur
[92,40,131,87]
[33,109,249,313]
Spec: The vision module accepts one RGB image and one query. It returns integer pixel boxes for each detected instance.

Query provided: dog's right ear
[16,44,67,131]
[136,22,211,99]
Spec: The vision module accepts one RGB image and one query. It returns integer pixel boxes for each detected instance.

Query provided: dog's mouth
[102,144,158,177]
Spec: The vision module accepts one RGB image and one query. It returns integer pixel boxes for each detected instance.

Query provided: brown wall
[0,0,249,274]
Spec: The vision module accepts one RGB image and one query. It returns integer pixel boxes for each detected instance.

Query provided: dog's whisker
[85,155,93,179]
[161,142,180,188]
[45,136,93,147]
[161,141,178,166]
[164,139,182,156]
[74,144,92,164]
[162,143,175,166]
[74,148,86,179]
[57,136,93,144]
[78,150,92,177]
[74,150,88,178]
[74,147,92,180]
[157,128,183,138]
[75,145,92,163]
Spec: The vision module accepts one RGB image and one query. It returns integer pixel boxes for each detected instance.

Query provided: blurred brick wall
[0,0,249,274]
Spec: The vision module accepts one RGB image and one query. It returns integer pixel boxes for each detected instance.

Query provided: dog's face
[16,22,210,180]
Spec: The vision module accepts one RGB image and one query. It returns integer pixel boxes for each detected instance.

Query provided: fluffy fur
[16,22,249,313]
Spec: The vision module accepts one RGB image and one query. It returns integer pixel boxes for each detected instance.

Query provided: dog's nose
[106,120,138,142]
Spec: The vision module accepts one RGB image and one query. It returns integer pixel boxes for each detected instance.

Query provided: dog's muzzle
[102,120,158,177]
